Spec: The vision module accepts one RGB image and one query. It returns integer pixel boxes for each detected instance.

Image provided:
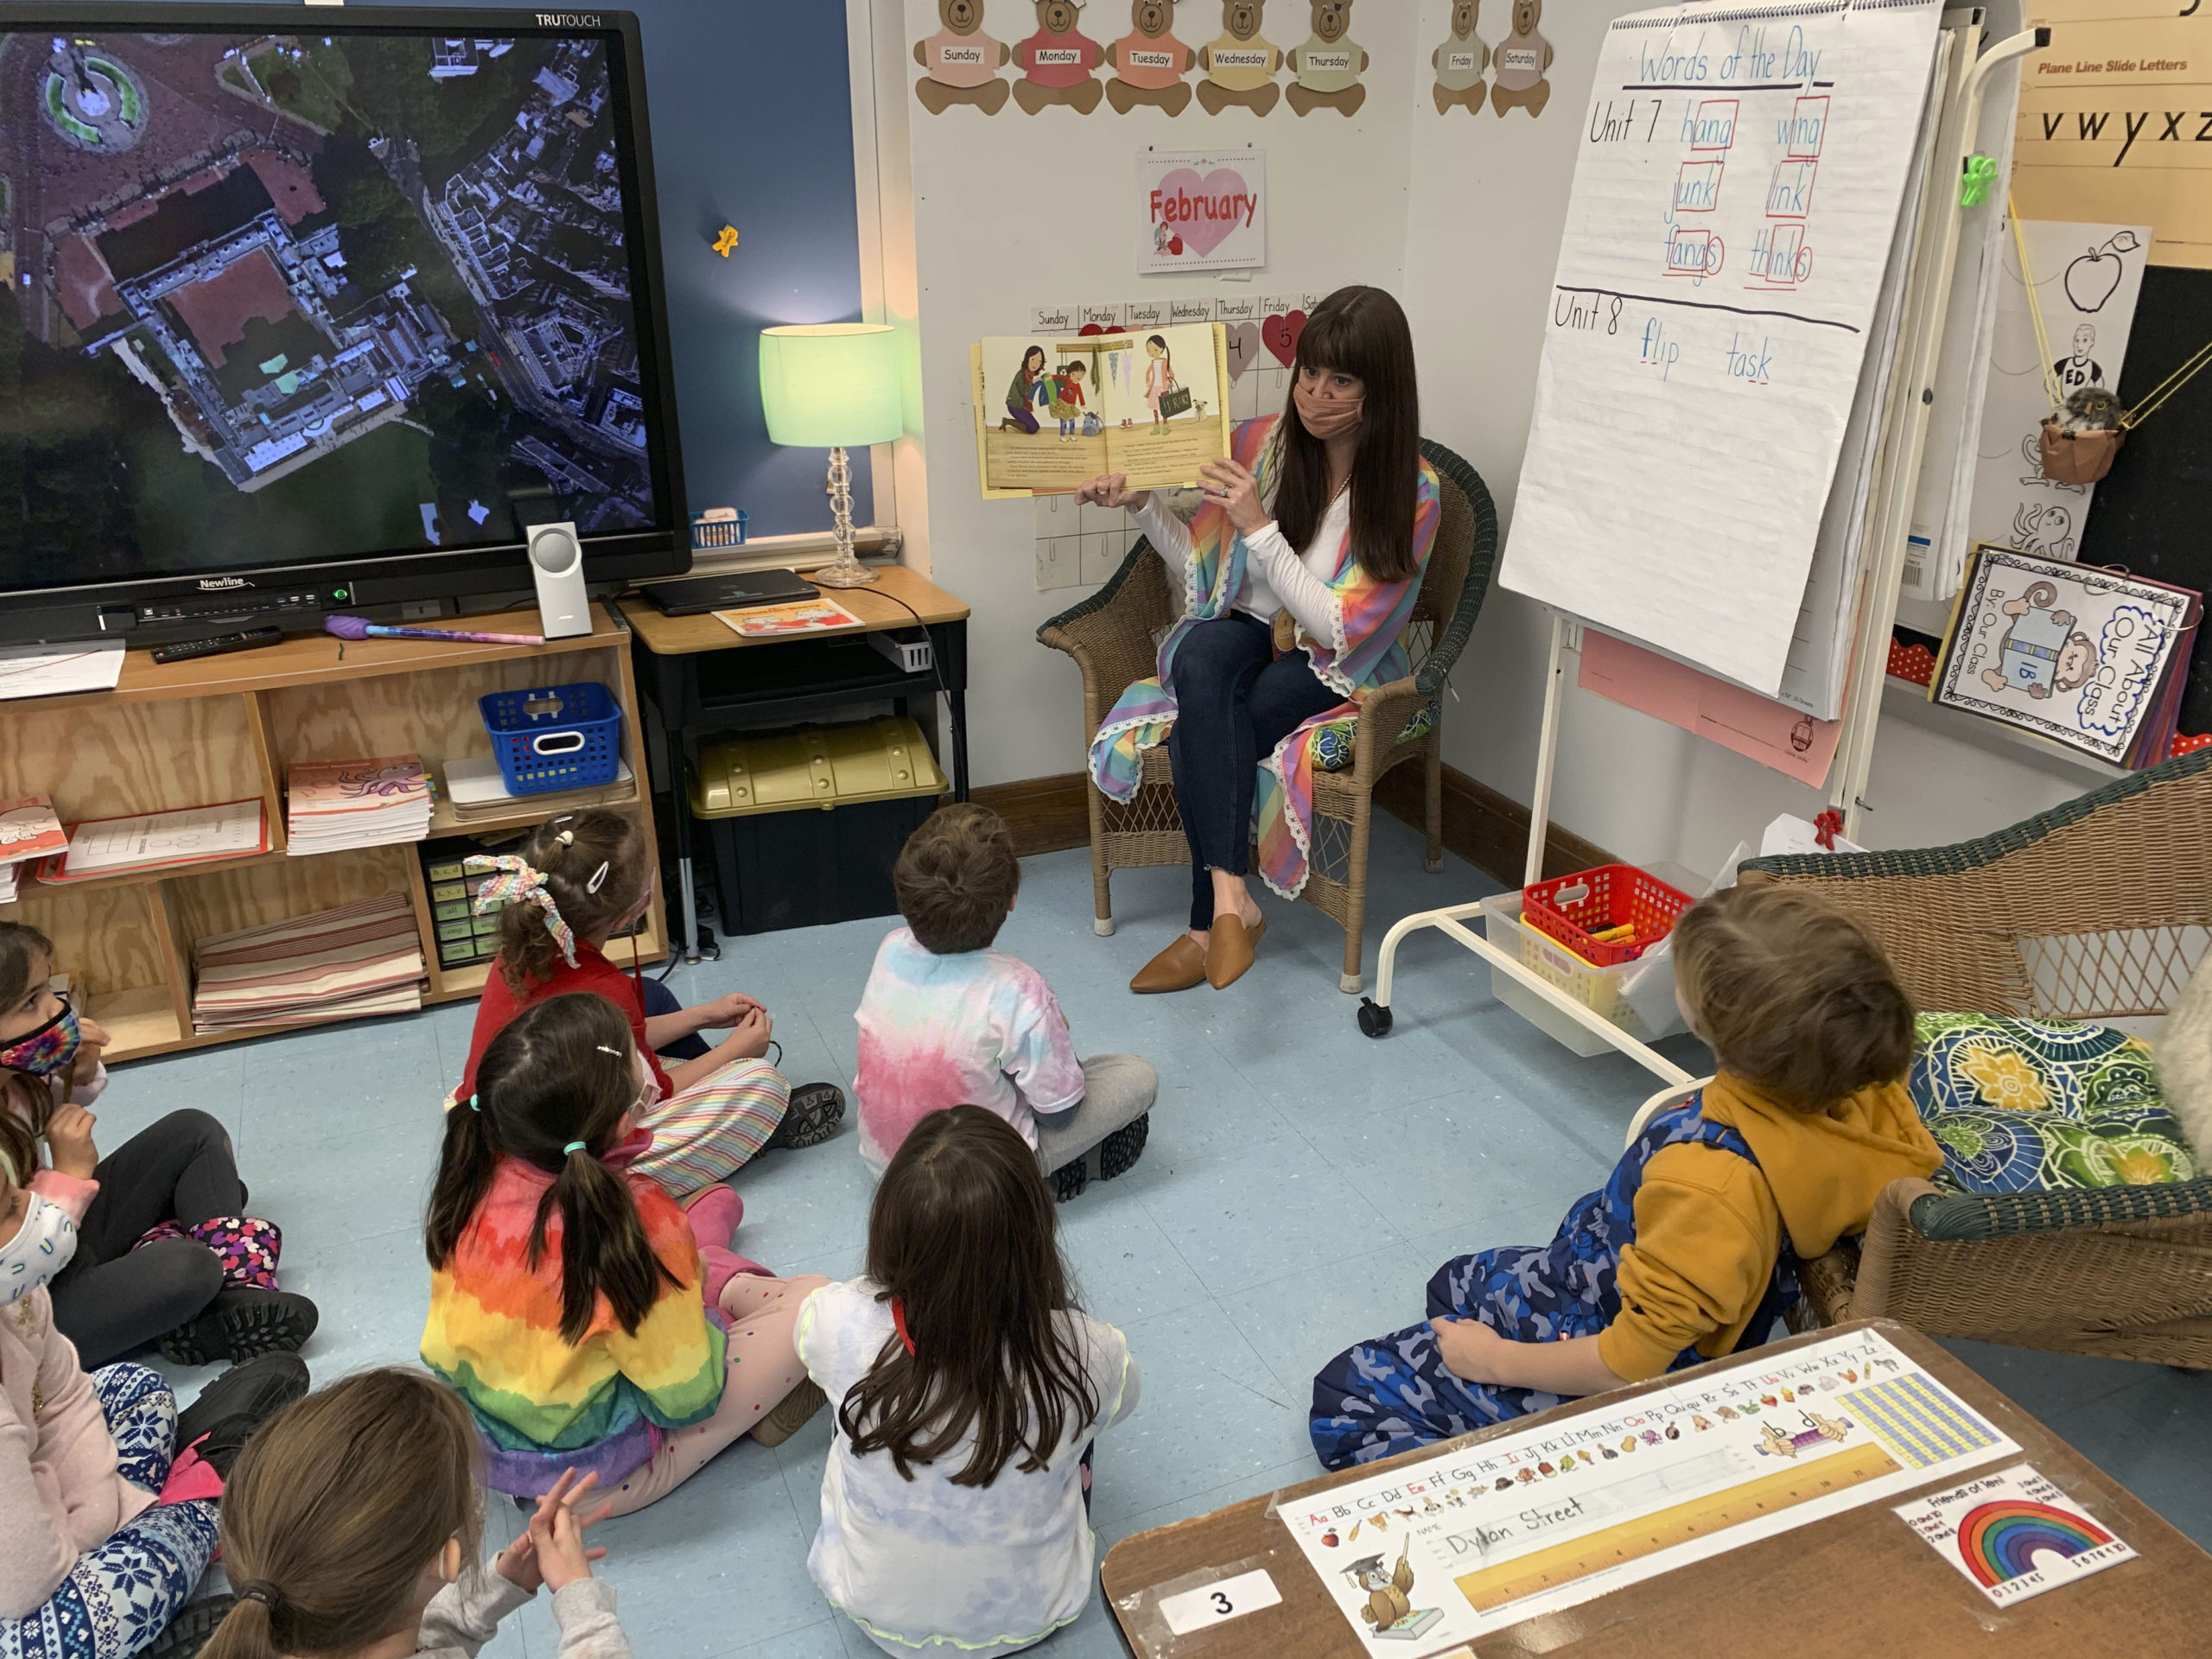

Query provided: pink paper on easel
[1579,629,1843,789]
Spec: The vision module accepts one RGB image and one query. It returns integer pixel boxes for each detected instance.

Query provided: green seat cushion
[1308,702,1436,772]
[1909,1013,2195,1194]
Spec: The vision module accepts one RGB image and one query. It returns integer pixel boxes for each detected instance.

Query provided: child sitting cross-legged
[1309,883,1944,1469]
[855,804,1156,1199]
[200,1370,633,1659]
[423,994,830,1515]
[798,1106,1140,1656]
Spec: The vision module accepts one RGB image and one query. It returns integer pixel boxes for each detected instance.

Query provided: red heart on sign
[1168,234,1184,255]
[1077,323,1103,336]
[1262,308,1306,367]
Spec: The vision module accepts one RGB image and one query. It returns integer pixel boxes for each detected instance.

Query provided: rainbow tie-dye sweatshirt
[421,1152,724,1494]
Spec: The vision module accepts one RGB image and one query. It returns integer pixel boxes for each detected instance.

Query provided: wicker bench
[1037,440,1498,991]
[1740,746,2212,1368]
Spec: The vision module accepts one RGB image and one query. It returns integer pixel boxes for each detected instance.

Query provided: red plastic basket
[1521,864,1694,967]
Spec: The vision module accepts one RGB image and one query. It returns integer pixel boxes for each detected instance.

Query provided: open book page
[972,322,1229,496]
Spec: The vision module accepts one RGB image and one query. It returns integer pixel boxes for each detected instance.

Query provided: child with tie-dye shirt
[853,806,1156,1200]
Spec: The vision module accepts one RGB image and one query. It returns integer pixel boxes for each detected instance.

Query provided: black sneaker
[766,1083,845,1151]
[1097,1114,1150,1181]
[175,1352,310,1477]
[1051,1159,1090,1203]
[143,1595,235,1659]
[158,1287,319,1367]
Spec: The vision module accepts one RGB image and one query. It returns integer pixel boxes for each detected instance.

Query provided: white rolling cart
[1357,20,2052,1128]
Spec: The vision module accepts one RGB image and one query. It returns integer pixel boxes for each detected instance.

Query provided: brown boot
[1131,933,1207,994]
[1205,915,1266,989]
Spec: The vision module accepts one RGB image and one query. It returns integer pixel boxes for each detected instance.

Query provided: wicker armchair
[1740,746,2212,1367]
[1037,440,1498,991]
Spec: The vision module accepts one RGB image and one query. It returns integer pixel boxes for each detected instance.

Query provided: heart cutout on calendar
[1225,321,1261,381]
[1262,308,1306,367]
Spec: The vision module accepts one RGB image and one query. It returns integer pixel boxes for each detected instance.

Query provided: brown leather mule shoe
[1131,933,1208,993]
[1205,914,1266,989]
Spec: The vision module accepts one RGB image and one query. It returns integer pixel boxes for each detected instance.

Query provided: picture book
[1931,546,2202,768]
[0,796,67,866]
[716,595,863,638]
[970,322,1230,498]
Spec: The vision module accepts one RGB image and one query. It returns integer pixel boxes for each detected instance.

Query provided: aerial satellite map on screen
[0,27,662,587]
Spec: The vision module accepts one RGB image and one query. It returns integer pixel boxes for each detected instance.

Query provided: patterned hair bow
[465,854,579,968]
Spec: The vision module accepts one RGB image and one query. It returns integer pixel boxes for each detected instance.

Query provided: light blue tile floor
[101,812,2208,1657]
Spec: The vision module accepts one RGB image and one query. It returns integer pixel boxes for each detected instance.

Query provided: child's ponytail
[423,1089,499,1271]
[542,1141,677,1344]
[199,1585,283,1659]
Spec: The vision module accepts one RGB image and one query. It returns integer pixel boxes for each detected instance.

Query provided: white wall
[869,0,2102,866]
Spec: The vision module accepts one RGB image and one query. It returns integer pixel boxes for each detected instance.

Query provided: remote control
[151,626,284,664]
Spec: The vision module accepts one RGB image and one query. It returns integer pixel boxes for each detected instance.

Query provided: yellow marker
[712,226,739,257]
[1587,924,1637,944]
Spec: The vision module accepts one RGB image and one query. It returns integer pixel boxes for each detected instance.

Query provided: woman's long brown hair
[494,810,652,995]
[0,923,59,1185]
[837,1106,1099,1486]
[200,1370,482,1659]
[423,993,679,1341]
[1270,284,1423,583]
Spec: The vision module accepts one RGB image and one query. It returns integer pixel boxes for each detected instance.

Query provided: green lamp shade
[758,324,902,448]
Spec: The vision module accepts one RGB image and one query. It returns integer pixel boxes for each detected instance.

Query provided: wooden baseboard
[964,764,1615,880]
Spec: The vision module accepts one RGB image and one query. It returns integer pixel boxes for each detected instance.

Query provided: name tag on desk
[1157,1568,1282,1636]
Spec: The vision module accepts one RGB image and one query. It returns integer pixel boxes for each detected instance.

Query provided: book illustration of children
[1107,0,1195,114]
[914,0,1012,114]
[1197,0,1281,116]
[1433,0,1489,114]
[1050,359,1089,439]
[1143,334,1175,427]
[1002,343,1049,433]
[1014,0,1107,114]
[1979,581,2101,702]
[1286,0,1368,118]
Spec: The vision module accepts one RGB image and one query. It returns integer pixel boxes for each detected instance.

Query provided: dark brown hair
[494,810,652,995]
[1671,884,1915,1113]
[424,993,678,1341]
[201,1370,482,1659]
[893,804,1020,956]
[1272,285,1423,583]
[837,1106,1098,1486]
[0,922,59,1185]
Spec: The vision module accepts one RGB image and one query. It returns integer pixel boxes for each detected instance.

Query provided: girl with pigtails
[423,994,830,1514]
[451,811,845,1200]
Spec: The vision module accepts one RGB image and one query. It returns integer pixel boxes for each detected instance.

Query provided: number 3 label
[1158,1568,1282,1636]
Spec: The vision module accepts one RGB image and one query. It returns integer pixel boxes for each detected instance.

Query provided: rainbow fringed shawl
[1087,415,1440,897]
[421,1154,723,1491]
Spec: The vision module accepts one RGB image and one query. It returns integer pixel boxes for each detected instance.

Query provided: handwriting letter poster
[1498,0,1942,696]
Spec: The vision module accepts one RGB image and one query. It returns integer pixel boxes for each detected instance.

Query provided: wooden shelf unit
[2,603,665,1062]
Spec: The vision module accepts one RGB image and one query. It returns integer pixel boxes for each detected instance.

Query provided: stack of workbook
[286,757,432,855]
[189,893,427,1033]
[0,796,67,902]
[439,755,634,821]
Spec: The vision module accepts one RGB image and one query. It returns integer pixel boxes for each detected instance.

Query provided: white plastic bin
[1478,889,1688,1058]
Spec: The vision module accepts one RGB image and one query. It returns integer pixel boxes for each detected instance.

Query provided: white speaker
[526,521,591,639]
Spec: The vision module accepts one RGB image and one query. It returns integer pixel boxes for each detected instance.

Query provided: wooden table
[617,565,971,957]
[1101,1320,2212,1658]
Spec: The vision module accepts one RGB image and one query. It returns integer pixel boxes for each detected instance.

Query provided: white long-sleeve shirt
[1132,489,1351,649]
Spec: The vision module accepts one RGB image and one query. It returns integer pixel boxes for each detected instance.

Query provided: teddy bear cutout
[1490,0,1552,118]
[1286,1,1367,117]
[1433,0,1489,115]
[1106,0,1196,113]
[914,0,1012,114]
[1014,0,1107,113]
[1197,0,1281,115]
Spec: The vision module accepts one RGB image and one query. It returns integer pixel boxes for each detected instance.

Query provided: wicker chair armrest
[1349,676,1428,786]
[1036,540,1177,733]
[1905,1175,2212,1241]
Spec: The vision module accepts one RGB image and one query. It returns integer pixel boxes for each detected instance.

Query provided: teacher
[1080,285,1440,995]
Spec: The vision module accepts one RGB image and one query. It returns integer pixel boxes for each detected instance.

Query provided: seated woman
[1079,285,1440,993]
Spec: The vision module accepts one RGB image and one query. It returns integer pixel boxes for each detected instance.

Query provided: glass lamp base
[811,552,879,588]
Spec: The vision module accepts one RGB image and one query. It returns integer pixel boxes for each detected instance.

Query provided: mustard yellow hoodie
[1597,1074,1942,1382]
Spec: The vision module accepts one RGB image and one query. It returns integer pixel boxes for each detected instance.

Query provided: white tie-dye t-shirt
[853,928,1085,1172]
[797,1279,1138,1656]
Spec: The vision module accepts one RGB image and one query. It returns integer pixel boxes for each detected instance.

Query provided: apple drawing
[2063,230,2140,315]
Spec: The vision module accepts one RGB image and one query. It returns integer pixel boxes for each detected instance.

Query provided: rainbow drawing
[1955,1500,2115,1586]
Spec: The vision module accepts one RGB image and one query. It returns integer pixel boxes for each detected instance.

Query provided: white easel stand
[1359,23,2051,1112]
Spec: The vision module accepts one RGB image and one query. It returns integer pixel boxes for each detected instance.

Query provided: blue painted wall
[173,0,870,537]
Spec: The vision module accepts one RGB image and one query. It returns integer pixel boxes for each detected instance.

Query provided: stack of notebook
[286,757,433,855]
[190,893,428,1033]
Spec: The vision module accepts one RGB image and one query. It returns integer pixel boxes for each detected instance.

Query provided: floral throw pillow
[1909,1013,2194,1193]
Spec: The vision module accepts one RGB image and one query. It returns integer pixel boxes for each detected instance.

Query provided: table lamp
[759,323,902,588]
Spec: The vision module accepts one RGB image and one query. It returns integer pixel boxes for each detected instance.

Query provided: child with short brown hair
[1309,882,1941,1468]
[853,805,1156,1198]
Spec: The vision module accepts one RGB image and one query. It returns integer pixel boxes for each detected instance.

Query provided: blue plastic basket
[478,683,623,796]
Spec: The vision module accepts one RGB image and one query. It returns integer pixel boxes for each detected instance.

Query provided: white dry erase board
[1499,0,1944,697]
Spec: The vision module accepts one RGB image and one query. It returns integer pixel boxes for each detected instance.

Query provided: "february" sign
[1136,148,1267,274]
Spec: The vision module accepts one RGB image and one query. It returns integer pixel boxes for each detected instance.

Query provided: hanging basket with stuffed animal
[2038,416,2125,486]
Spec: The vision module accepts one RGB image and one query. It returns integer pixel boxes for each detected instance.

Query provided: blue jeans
[1166,613,1340,931]
[639,974,711,1062]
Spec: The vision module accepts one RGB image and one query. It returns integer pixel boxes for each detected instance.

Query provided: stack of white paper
[286,757,432,855]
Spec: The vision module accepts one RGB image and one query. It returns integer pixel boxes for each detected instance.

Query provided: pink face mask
[1294,376,1364,442]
